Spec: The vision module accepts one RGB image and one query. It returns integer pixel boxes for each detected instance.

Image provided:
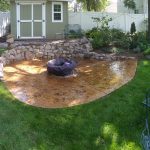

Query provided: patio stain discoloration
[4,59,137,108]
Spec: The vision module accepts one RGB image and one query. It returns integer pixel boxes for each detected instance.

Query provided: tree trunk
[86,0,90,11]
[148,0,150,42]
[93,0,96,11]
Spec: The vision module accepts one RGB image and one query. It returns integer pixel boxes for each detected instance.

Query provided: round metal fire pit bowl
[47,58,76,76]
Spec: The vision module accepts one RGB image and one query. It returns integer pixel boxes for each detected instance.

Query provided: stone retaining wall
[0,38,135,66]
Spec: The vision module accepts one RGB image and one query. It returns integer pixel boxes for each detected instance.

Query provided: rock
[79,54,84,58]
[51,46,55,50]
[25,51,34,60]
[16,49,21,54]
[133,47,141,53]
[9,49,16,55]
[29,48,33,52]
[45,44,51,50]
[44,55,48,59]
[36,52,43,58]
[9,43,16,49]
[146,55,150,60]
[0,43,8,48]
[16,54,23,60]
[0,57,6,65]
[64,43,70,47]
[127,57,136,60]
[34,49,40,53]
[84,53,92,59]
[80,37,89,44]
[9,55,15,60]
[0,62,4,79]
[6,34,14,44]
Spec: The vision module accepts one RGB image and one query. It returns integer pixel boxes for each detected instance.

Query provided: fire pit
[47,58,76,76]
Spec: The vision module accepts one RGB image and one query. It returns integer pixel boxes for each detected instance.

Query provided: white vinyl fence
[69,12,148,32]
[0,12,10,37]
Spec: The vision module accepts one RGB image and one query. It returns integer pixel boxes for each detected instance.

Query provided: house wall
[105,0,146,14]
[46,1,68,39]
[143,0,148,14]
[117,0,144,14]
[10,2,16,38]
[10,1,68,39]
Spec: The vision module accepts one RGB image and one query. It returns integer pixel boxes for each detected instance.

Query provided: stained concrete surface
[4,59,137,108]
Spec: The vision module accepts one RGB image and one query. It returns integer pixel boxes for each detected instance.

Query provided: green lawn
[0,60,150,150]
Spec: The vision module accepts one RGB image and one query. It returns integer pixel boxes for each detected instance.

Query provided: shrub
[91,29,112,49]
[130,32,148,51]
[130,22,136,35]
[136,32,148,51]
[129,33,138,49]
[85,27,98,38]
[111,28,130,49]
[144,48,150,55]
[0,48,6,56]
[92,16,112,30]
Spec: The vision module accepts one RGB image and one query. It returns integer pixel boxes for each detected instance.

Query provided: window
[52,2,63,22]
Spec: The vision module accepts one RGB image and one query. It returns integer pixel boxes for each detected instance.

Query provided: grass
[0,60,150,150]
[0,48,6,56]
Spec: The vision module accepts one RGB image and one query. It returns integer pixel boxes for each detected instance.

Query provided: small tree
[130,22,136,34]
[0,0,10,11]
[123,0,136,11]
[92,16,112,29]
[77,0,108,11]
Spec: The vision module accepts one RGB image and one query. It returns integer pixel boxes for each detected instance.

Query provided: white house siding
[105,0,147,14]
[143,0,148,14]
[105,0,118,13]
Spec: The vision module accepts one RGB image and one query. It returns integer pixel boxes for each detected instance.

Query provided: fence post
[124,13,127,32]
[0,12,10,38]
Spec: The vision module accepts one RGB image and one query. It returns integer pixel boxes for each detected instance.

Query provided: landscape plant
[111,28,130,49]
[77,0,108,11]
[123,0,136,11]
[88,16,112,49]
[144,47,150,55]
[86,17,149,54]
[130,22,136,35]
[0,0,10,11]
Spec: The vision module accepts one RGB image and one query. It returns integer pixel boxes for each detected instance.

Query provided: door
[16,3,46,39]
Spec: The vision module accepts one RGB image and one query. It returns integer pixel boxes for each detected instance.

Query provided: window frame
[52,2,63,23]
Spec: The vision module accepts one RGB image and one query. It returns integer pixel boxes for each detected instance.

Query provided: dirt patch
[4,59,137,108]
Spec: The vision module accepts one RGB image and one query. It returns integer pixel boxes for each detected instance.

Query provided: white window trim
[52,2,63,23]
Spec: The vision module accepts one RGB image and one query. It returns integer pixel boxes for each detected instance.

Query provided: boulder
[6,34,14,44]
[0,42,8,48]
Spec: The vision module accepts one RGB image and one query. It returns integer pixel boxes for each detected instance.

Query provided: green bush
[136,32,148,51]
[0,48,6,56]
[130,32,148,51]
[144,48,150,55]
[130,22,136,35]
[85,16,148,52]
[85,27,98,38]
[91,29,112,49]
[111,28,130,49]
